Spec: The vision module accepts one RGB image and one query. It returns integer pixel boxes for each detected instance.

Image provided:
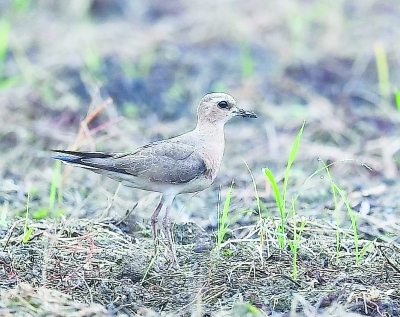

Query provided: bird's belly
[103,170,212,195]
[173,176,212,194]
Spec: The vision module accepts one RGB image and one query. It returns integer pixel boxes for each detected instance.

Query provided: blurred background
[0,0,399,239]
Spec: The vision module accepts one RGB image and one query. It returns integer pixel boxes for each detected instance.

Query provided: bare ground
[0,1,400,316]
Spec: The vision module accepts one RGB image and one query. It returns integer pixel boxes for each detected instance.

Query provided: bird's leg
[161,195,179,269]
[150,195,164,251]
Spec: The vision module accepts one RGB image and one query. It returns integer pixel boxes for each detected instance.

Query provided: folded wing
[52,141,207,185]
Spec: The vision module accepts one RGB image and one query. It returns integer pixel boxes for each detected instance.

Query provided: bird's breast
[199,145,224,183]
[179,126,225,184]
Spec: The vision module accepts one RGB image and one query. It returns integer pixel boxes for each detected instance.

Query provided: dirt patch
[1,1,400,316]
[1,219,399,316]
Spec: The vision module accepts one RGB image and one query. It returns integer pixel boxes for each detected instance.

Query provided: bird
[52,92,257,268]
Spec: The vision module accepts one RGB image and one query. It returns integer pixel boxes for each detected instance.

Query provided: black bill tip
[234,108,257,118]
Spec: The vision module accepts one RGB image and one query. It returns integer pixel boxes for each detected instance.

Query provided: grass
[294,158,376,264]
[23,191,33,243]
[0,1,398,316]
[84,46,102,80]
[32,160,64,219]
[0,17,23,90]
[216,180,235,251]
[0,19,10,76]
[216,180,254,253]
[240,42,255,79]
[3,217,394,317]
[312,158,379,263]
[118,49,156,80]
[243,159,266,262]
[319,158,360,261]
[211,81,227,93]
[12,0,31,11]
[263,168,285,245]
[395,89,400,113]
[49,161,64,209]
[0,18,17,90]
[319,159,376,263]
[262,122,305,278]
[263,121,305,249]
[166,82,185,103]
[261,122,379,277]
[374,42,391,106]
[287,214,306,279]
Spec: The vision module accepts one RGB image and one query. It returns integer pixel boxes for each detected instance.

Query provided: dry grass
[0,0,400,315]
[1,219,399,316]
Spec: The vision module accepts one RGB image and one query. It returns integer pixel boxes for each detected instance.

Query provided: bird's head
[196,92,257,126]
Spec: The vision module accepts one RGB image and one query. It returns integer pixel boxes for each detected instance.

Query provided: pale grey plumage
[53,92,257,268]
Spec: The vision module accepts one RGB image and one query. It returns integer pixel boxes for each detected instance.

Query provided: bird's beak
[232,107,257,118]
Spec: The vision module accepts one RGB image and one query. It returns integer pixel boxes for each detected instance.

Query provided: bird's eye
[218,101,229,109]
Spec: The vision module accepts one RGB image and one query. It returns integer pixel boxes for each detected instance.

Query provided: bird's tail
[51,150,114,169]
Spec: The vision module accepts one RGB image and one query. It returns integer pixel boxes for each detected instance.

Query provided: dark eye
[218,101,229,109]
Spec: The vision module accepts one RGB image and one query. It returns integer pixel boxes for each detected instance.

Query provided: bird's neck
[193,121,225,145]
[194,119,225,134]
[191,121,226,182]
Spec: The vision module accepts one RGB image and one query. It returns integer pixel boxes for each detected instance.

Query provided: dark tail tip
[51,150,81,163]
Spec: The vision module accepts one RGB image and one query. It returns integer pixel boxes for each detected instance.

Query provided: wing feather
[52,141,207,184]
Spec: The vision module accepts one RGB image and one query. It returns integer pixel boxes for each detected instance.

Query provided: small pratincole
[53,92,257,268]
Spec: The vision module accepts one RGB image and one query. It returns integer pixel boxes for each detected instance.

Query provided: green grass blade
[242,159,262,218]
[263,168,286,247]
[49,160,63,209]
[374,42,390,104]
[263,168,284,218]
[23,191,33,243]
[318,158,341,262]
[283,121,305,210]
[242,158,265,261]
[318,159,361,263]
[12,0,31,11]
[0,19,10,77]
[395,89,400,113]
[240,42,254,79]
[217,180,235,250]
[0,19,9,62]
[331,182,360,262]
[264,122,304,248]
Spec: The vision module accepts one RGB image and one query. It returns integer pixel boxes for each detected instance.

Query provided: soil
[0,1,399,316]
